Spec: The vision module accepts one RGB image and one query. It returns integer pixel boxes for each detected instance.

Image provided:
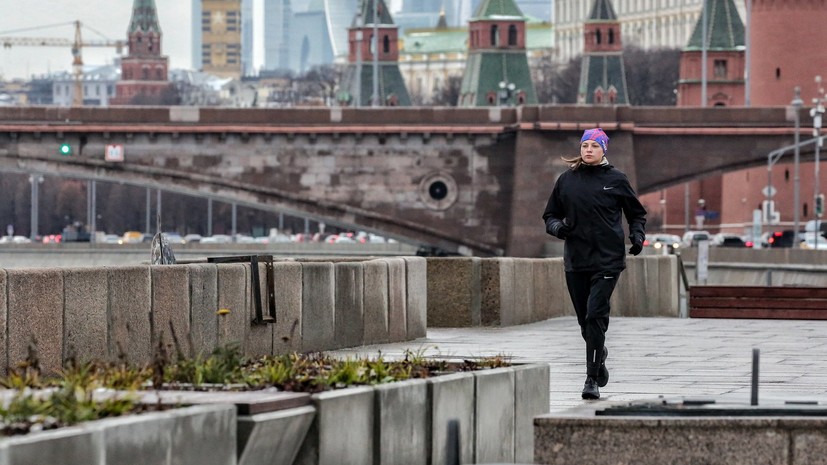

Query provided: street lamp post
[812,76,825,248]
[792,87,803,245]
[498,81,516,106]
[29,174,43,241]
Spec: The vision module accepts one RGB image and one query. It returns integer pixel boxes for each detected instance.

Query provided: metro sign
[105,144,124,162]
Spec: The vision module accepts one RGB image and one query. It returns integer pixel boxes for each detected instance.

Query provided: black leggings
[565,270,620,354]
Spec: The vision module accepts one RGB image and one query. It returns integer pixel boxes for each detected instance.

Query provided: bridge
[0,105,812,257]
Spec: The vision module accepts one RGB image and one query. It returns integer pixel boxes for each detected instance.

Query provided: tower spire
[458,0,537,106]
[577,0,628,105]
[127,0,162,35]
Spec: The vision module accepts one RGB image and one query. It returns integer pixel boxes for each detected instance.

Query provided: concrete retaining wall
[534,404,827,465]
[0,257,428,375]
[428,256,680,327]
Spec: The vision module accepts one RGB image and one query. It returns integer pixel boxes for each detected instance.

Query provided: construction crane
[0,20,125,106]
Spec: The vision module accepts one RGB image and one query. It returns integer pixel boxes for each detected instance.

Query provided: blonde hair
[561,155,584,170]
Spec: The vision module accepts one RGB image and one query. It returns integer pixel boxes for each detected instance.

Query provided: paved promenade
[332,317,827,412]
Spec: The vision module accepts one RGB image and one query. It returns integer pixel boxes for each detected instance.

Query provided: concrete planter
[134,389,313,465]
[293,362,549,465]
[0,404,237,465]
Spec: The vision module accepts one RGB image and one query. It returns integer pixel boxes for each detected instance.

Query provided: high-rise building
[192,0,202,70]
[289,0,358,73]
[263,0,292,72]
[199,0,243,78]
[241,0,254,75]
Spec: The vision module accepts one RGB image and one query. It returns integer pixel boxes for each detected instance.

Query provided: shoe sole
[581,392,600,400]
[597,347,609,387]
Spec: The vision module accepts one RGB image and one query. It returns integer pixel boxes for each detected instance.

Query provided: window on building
[383,35,390,54]
[596,29,602,45]
[490,25,499,46]
[508,25,518,46]
[142,67,149,79]
[713,59,727,78]
[776,67,781,80]
[608,28,615,44]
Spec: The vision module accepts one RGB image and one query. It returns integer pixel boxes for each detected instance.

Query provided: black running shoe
[582,376,600,400]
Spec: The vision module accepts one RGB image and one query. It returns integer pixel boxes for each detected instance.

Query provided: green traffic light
[59,143,71,156]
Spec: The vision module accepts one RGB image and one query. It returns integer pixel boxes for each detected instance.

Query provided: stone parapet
[0,257,426,375]
[428,256,679,327]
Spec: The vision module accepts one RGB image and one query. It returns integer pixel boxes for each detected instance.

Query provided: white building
[553,0,746,63]
[51,65,119,107]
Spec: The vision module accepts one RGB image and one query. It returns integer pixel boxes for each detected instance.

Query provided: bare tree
[298,64,341,105]
[431,75,463,107]
[542,47,680,106]
[623,46,681,106]
[540,55,582,104]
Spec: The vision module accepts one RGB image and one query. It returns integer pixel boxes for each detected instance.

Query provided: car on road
[122,231,143,244]
[643,233,681,253]
[766,230,805,248]
[101,234,122,244]
[681,230,711,247]
[799,232,827,250]
[200,234,232,244]
[711,233,750,248]
[183,234,203,243]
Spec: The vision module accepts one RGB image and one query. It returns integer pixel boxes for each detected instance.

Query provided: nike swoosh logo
[603,186,614,190]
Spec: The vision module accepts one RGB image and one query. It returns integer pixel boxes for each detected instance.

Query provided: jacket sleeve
[542,177,567,238]
[620,180,647,244]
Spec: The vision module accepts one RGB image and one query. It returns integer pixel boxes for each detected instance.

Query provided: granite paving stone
[331,317,827,413]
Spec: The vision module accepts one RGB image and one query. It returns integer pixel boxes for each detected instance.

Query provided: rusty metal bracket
[207,255,276,325]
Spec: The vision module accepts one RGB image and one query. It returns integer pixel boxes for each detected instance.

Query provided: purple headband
[580,128,609,152]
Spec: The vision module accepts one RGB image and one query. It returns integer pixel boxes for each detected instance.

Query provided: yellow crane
[1,20,124,106]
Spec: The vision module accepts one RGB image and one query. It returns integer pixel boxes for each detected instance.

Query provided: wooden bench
[689,286,827,320]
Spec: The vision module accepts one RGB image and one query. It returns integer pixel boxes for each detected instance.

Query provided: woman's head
[579,128,608,165]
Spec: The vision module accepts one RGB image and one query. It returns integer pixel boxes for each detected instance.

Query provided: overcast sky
[0,1,192,80]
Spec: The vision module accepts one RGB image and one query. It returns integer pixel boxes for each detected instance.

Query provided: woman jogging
[542,128,647,400]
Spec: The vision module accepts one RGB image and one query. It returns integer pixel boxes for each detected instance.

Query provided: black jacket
[542,161,646,273]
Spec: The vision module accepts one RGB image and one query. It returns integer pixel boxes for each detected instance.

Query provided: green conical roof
[360,0,394,26]
[338,62,411,107]
[588,0,617,21]
[472,0,524,19]
[578,54,629,104]
[128,0,162,34]
[686,0,744,50]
